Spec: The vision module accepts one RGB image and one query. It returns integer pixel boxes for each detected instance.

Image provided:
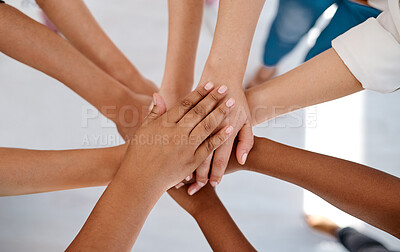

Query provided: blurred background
[0,0,399,251]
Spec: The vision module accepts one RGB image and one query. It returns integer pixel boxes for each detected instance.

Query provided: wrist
[117,164,166,199]
[192,199,225,221]
[204,56,247,83]
[161,76,193,96]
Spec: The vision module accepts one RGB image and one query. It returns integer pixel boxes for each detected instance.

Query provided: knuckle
[193,104,206,116]
[209,92,219,102]
[206,140,215,152]
[201,121,211,132]
[215,134,225,145]
[202,120,213,132]
[213,158,226,169]
[195,89,204,99]
[217,106,228,116]
[196,174,208,182]
[180,99,193,109]
[210,175,222,182]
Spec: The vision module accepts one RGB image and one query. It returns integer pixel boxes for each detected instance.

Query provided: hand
[159,81,193,110]
[114,92,153,140]
[168,183,220,218]
[124,82,235,190]
[188,83,254,195]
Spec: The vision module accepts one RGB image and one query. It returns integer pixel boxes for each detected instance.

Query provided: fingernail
[148,101,154,112]
[152,94,157,106]
[188,185,200,196]
[185,175,191,182]
[241,153,248,165]
[218,85,228,94]
[175,182,185,189]
[226,98,235,107]
[197,181,205,187]
[204,82,214,91]
[210,181,218,187]
[225,126,234,134]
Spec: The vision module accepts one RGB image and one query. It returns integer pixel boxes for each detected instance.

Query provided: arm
[0,4,151,138]
[159,0,204,108]
[245,49,363,125]
[0,145,126,196]
[168,184,256,252]
[190,0,265,194]
[67,84,234,251]
[35,0,157,96]
[227,137,400,239]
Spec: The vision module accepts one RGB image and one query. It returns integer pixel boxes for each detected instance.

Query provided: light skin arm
[160,0,204,108]
[0,4,151,138]
[0,145,126,197]
[189,0,265,194]
[35,0,157,96]
[245,49,363,125]
[168,184,256,252]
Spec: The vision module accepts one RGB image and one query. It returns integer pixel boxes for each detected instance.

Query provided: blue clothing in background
[263,0,381,66]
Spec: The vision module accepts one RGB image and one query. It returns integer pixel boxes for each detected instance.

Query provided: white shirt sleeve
[332,0,400,93]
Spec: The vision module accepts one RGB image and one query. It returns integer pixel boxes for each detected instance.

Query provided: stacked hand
[186,82,254,195]
[123,82,236,190]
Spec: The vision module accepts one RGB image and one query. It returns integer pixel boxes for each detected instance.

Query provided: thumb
[144,93,166,124]
[236,120,254,165]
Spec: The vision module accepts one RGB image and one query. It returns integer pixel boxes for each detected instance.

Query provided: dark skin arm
[168,184,256,252]
[227,137,400,239]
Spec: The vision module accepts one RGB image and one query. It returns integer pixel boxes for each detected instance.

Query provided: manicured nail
[152,94,157,106]
[175,182,185,189]
[197,181,205,187]
[241,153,248,165]
[226,98,235,107]
[204,82,214,91]
[218,85,228,94]
[148,101,154,112]
[185,175,191,182]
[225,126,234,134]
[210,181,218,187]
[188,185,200,196]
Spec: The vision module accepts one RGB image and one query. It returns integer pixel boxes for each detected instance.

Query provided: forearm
[0,145,126,196]
[161,0,204,103]
[193,202,256,252]
[35,0,143,87]
[202,0,265,85]
[0,5,143,126]
[246,49,363,125]
[67,149,164,251]
[169,184,255,251]
[239,137,400,238]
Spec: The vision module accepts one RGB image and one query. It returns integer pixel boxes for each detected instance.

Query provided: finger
[189,97,235,145]
[187,154,212,196]
[178,85,228,129]
[185,173,193,182]
[142,93,167,126]
[236,120,254,165]
[175,182,185,189]
[209,137,235,187]
[166,82,214,123]
[195,125,233,169]
[174,173,194,189]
